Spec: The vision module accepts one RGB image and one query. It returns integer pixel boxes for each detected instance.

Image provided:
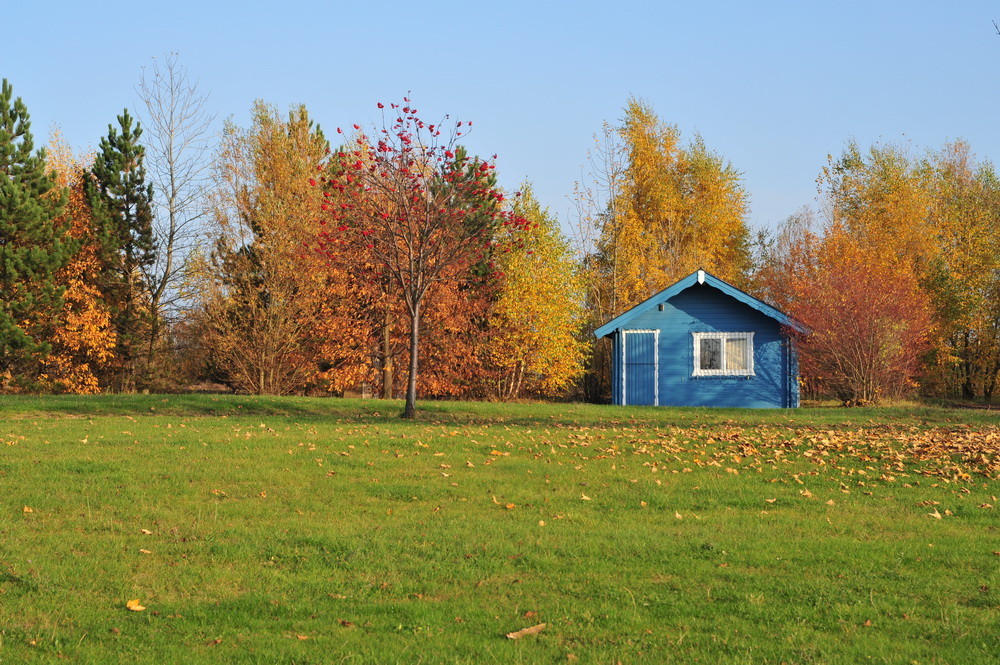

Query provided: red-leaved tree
[316,99,526,417]
[787,224,934,403]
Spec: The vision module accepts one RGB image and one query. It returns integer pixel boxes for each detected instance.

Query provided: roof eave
[593,270,806,337]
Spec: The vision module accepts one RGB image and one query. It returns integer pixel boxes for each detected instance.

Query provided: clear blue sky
[4,1,998,234]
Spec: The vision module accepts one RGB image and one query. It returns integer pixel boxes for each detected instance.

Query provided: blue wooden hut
[594,269,804,408]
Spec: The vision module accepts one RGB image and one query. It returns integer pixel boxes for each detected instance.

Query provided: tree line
[2,68,998,407]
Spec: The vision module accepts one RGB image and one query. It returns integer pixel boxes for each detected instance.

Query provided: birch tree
[136,54,215,378]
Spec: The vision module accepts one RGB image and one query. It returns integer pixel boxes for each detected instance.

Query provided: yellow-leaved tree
[197,102,371,394]
[921,141,1000,399]
[598,97,751,315]
[490,184,586,399]
[820,141,936,268]
[576,98,750,400]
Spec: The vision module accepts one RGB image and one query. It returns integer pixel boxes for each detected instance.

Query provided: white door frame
[621,329,659,406]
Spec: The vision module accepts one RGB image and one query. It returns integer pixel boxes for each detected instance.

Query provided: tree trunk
[402,302,420,419]
[382,313,393,400]
[961,332,976,400]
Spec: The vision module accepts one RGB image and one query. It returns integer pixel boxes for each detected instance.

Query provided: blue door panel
[625,332,655,405]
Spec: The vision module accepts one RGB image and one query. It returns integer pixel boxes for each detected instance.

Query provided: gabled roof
[593,269,806,338]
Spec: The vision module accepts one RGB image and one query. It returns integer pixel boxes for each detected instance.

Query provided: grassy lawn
[0,395,997,664]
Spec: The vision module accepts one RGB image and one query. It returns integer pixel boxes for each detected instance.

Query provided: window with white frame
[692,332,754,376]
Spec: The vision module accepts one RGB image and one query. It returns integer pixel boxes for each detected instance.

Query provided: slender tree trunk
[382,313,393,400]
[402,301,420,419]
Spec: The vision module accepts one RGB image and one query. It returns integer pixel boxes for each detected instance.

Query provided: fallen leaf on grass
[126,599,145,612]
[206,638,222,646]
[826,500,835,506]
[140,529,153,535]
[296,634,309,640]
[505,503,516,510]
[928,509,942,519]
[338,619,354,628]
[138,549,152,555]
[675,512,683,519]
[765,498,776,504]
[581,494,591,501]
[505,623,546,639]
[22,506,32,513]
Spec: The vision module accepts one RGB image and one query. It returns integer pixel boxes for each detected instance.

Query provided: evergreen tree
[0,79,72,390]
[86,109,156,391]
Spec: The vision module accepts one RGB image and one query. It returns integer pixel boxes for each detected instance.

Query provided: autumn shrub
[788,227,934,404]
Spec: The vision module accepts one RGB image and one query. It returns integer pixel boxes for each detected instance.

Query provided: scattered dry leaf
[506,623,546,640]
[126,599,145,612]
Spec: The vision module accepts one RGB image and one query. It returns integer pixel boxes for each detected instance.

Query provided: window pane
[726,337,747,370]
[700,338,721,370]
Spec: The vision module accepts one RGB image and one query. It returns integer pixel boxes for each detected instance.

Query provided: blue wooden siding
[610,283,797,408]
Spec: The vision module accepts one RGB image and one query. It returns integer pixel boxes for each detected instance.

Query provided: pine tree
[0,79,72,390]
[86,109,156,391]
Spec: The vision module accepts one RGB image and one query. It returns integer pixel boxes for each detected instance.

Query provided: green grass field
[1,395,997,664]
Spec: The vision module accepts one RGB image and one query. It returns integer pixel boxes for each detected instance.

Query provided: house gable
[594,269,802,339]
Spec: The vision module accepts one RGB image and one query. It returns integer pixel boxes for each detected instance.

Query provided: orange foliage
[40,134,115,393]
[786,223,933,403]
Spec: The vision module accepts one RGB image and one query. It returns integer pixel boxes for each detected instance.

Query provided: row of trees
[0,81,153,393]
[756,141,1000,403]
[3,69,998,406]
[192,102,584,414]
[1,57,212,395]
